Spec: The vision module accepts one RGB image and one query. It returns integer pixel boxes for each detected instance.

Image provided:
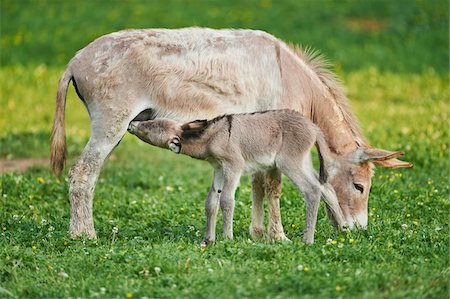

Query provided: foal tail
[314,128,335,184]
[50,68,72,179]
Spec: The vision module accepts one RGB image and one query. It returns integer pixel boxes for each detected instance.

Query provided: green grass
[0,0,449,298]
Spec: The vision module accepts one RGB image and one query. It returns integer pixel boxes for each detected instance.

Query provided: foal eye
[353,183,364,194]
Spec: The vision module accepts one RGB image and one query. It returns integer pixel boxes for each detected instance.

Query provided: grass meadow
[0,1,449,298]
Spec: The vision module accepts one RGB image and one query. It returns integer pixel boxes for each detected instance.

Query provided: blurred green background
[1,0,448,73]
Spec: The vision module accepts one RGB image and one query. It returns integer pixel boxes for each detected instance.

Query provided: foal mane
[288,44,367,147]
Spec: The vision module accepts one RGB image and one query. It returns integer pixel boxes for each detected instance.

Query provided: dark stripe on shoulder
[226,114,233,138]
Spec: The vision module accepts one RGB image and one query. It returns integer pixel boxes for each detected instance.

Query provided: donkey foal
[128,109,347,245]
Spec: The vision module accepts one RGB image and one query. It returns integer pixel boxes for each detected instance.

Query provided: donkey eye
[353,183,364,193]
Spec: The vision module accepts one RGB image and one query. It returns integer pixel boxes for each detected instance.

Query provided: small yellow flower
[348,238,354,244]
[406,213,411,218]
[339,237,345,243]
[335,285,342,292]
[291,224,296,228]
[32,245,37,250]
[2,227,6,231]
[303,266,310,272]
[64,241,68,246]
[191,214,196,218]
[412,221,419,226]
[126,293,134,298]
[393,190,398,194]
[37,177,45,184]
[331,240,337,245]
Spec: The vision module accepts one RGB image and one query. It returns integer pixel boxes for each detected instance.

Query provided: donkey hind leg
[265,169,290,242]
[249,172,266,240]
[68,110,137,239]
[201,168,224,247]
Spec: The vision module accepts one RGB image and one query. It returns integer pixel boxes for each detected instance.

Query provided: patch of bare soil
[0,158,49,173]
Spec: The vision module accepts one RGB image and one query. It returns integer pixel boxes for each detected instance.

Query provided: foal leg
[201,168,224,247]
[281,162,321,244]
[220,165,242,240]
[250,172,266,240]
[266,169,289,242]
[69,107,138,239]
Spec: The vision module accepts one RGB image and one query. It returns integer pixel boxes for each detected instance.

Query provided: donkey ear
[372,158,413,168]
[352,148,413,168]
[168,136,181,154]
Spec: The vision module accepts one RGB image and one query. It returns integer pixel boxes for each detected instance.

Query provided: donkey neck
[309,94,365,155]
[280,44,367,156]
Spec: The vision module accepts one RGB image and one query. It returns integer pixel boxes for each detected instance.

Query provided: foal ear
[351,148,413,168]
[168,136,181,154]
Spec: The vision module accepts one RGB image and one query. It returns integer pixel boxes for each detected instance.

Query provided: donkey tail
[50,68,72,179]
[315,128,334,184]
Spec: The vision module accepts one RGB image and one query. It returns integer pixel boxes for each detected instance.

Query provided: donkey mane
[288,44,367,147]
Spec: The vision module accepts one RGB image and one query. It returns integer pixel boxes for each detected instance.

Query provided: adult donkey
[51,28,412,239]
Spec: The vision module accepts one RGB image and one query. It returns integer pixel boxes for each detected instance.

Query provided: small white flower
[58,271,69,278]
[154,267,161,274]
[297,265,304,271]
[99,288,106,295]
[112,227,119,234]
[401,224,408,229]
[12,215,19,220]
[208,268,213,273]
[338,243,344,248]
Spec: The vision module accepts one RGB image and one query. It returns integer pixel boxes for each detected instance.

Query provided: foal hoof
[269,233,291,243]
[200,239,214,248]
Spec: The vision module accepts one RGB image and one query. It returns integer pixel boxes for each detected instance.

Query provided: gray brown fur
[128,109,347,244]
[50,27,411,240]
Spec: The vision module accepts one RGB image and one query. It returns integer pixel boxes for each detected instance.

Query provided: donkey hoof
[250,227,265,240]
[302,236,314,245]
[69,230,97,240]
[200,239,214,248]
[270,233,291,242]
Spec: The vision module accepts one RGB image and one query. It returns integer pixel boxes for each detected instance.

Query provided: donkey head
[128,119,182,150]
[327,148,412,230]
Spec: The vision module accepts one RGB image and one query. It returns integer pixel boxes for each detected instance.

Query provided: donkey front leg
[280,160,321,244]
[219,166,242,240]
[201,168,224,247]
[321,183,347,230]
